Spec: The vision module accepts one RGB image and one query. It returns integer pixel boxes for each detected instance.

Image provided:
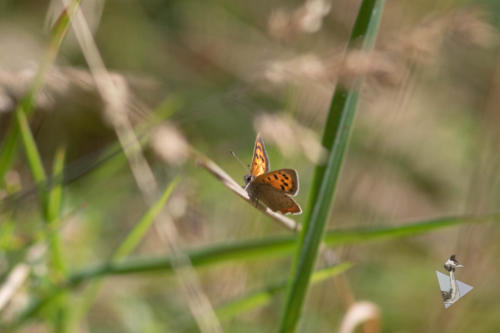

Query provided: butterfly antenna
[231,151,249,171]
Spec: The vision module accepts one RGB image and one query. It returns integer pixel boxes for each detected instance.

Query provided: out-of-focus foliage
[1,0,500,332]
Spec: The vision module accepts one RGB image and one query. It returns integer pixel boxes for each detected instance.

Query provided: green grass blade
[14,107,49,213]
[10,10,76,330]
[45,147,68,332]
[69,237,295,283]
[67,213,500,283]
[0,131,19,188]
[47,146,67,278]
[279,1,386,331]
[0,6,82,331]
[112,177,180,260]
[47,147,68,333]
[323,215,490,246]
[10,213,500,328]
[214,263,353,322]
[0,1,80,186]
[304,1,384,215]
[175,263,353,330]
[65,179,180,331]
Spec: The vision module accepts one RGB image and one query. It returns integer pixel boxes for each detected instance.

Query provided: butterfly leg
[248,194,260,209]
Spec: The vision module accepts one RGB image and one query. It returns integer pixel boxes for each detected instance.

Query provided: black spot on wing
[283,181,289,187]
[273,174,278,180]
[282,173,289,180]
[280,185,285,191]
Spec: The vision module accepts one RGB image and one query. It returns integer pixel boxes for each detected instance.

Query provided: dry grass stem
[0,244,45,314]
[189,148,301,232]
[339,301,381,333]
[0,265,29,312]
[61,1,222,332]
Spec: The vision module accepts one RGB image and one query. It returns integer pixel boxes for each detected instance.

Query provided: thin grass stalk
[13,110,49,213]
[65,179,180,330]
[46,147,68,333]
[214,263,353,322]
[4,5,80,329]
[62,2,222,331]
[0,4,80,329]
[69,214,498,282]
[111,178,180,260]
[9,212,500,329]
[15,83,69,332]
[190,148,299,231]
[58,213,500,281]
[46,147,67,279]
[279,1,386,331]
[0,1,80,186]
[173,262,352,330]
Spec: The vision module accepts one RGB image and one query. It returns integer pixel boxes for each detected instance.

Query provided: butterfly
[244,134,302,215]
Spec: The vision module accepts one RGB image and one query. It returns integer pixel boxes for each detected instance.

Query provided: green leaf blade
[279,1,386,331]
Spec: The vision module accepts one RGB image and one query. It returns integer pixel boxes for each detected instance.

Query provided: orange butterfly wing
[254,169,299,195]
[249,134,269,178]
[245,134,302,215]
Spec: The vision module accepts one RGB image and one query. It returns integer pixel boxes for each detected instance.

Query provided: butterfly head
[244,174,254,185]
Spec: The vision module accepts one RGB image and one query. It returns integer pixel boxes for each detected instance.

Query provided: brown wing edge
[279,168,299,196]
[280,195,302,215]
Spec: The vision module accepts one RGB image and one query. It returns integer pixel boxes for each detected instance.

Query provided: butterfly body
[244,134,301,215]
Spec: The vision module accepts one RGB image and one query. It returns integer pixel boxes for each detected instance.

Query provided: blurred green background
[1,0,500,332]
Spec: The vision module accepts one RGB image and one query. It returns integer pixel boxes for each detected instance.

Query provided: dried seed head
[101,73,131,126]
[448,9,496,48]
[337,50,405,87]
[268,0,331,40]
[391,9,496,66]
[297,0,331,34]
[254,113,327,164]
[339,301,381,333]
[264,54,328,84]
[151,124,189,166]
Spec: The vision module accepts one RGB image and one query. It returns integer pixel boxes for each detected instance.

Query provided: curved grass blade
[8,212,500,328]
[65,178,180,330]
[112,177,180,260]
[70,213,498,282]
[279,1,386,331]
[0,1,81,186]
[215,262,353,322]
[179,262,353,331]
